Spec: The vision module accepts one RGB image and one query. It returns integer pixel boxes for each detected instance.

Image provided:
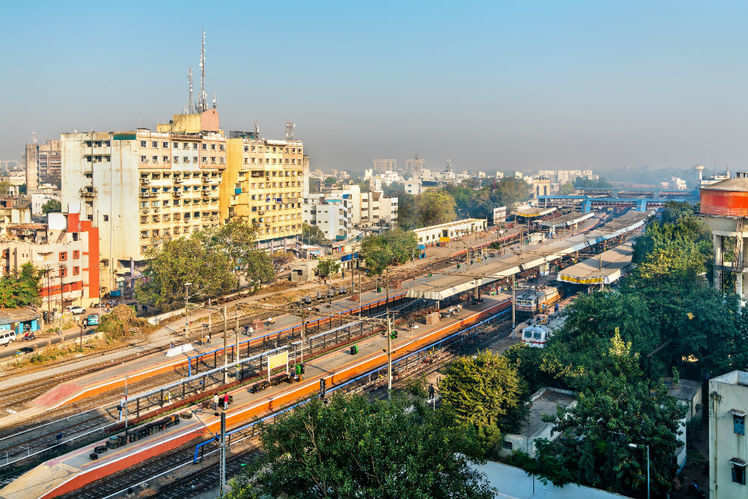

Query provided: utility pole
[234,308,239,362]
[124,375,129,437]
[219,411,226,496]
[511,274,516,329]
[184,282,192,337]
[222,305,228,384]
[385,269,392,399]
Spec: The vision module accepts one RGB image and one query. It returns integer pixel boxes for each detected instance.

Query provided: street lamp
[628,442,650,499]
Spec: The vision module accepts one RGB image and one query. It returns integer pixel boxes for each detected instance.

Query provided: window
[73,266,80,276]
[141,155,147,162]
[152,155,158,162]
[163,142,169,148]
[140,141,147,147]
[60,266,67,277]
[59,251,67,261]
[734,414,746,435]
[732,459,747,485]
[202,143,207,150]
[211,144,216,150]
[73,250,80,259]
[152,141,158,147]
[163,156,169,162]
[103,214,109,222]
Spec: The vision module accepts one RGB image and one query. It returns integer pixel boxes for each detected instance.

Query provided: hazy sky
[2,1,748,175]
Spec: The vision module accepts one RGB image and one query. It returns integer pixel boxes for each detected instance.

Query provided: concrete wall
[709,371,748,499]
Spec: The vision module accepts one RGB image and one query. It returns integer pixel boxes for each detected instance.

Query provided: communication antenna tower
[285,121,295,140]
[32,131,39,145]
[199,31,208,112]
[254,121,261,139]
[187,67,194,114]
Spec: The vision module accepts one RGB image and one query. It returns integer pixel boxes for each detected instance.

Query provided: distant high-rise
[406,155,424,177]
[25,139,61,190]
[373,158,396,173]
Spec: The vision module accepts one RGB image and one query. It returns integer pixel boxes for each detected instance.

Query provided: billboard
[493,206,507,225]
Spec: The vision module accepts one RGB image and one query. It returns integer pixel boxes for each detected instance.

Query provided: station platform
[556,242,634,285]
[1,296,511,499]
[0,289,407,429]
[404,211,647,301]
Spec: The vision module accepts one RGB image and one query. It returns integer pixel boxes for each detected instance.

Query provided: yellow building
[221,131,304,250]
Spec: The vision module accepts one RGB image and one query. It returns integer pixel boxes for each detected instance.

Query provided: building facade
[1,211,99,310]
[25,139,62,190]
[360,190,398,227]
[413,218,488,246]
[709,370,748,498]
[221,132,304,251]
[0,196,32,236]
[61,111,226,292]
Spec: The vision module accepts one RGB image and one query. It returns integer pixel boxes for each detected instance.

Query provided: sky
[2,1,748,177]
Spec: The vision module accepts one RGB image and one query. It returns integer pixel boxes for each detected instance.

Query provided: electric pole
[184,282,192,337]
[219,411,226,496]
[511,274,516,329]
[222,305,228,384]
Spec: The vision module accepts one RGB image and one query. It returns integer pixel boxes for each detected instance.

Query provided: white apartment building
[303,193,352,241]
[61,113,226,292]
[709,370,748,498]
[405,180,422,195]
[360,191,398,227]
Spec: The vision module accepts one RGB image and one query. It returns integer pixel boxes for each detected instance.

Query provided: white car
[70,306,85,315]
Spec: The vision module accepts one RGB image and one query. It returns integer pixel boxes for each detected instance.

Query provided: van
[0,331,17,347]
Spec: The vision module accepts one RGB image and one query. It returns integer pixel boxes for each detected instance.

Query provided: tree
[41,199,61,214]
[135,235,237,312]
[324,176,337,187]
[360,229,418,275]
[199,220,275,289]
[491,177,531,208]
[302,222,328,245]
[0,263,41,308]
[226,394,495,499]
[533,372,684,498]
[416,190,456,227]
[394,192,418,230]
[0,181,11,195]
[558,182,575,195]
[440,351,526,453]
[316,258,341,280]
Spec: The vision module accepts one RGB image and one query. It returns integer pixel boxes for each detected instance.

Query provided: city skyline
[3,1,748,174]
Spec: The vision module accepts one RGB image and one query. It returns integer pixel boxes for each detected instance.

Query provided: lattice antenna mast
[285,121,295,140]
[187,67,194,114]
[199,31,208,112]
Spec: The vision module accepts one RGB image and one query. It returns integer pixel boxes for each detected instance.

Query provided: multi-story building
[0,196,32,236]
[373,159,396,173]
[61,110,226,292]
[221,131,304,251]
[709,370,748,497]
[529,176,552,198]
[405,180,422,195]
[406,156,424,177]
[1,210,99,310]
[302,194,350,241]
[360,191,398,227]
[25,139,62,190]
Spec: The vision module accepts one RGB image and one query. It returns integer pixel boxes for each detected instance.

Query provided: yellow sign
[268,351,288,370]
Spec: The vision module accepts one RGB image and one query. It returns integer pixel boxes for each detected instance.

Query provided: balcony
[79,187,96,199]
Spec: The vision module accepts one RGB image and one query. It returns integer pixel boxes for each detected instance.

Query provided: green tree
[226,394,495,499]
[0,181,11,195]
[533,372,684,498]
[135,235,237,312]
[0,263,41,308]
[360,229,418,274]
[416,190,456,226]
[316,258,341,280]
[558,182,575,195]
[199,220,275,288]
[394,192,418,230]
[302,222,328,245]
[440,351,526,453]
[324,176,337,187]
[41,199,62,214]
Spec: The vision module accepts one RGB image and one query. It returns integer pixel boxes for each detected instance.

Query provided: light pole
[184,282,192,337]
[628,442,650,499]
[385,268,392,399]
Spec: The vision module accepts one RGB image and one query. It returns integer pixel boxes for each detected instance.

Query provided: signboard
[493,206,507,225]
[268,351,288,370]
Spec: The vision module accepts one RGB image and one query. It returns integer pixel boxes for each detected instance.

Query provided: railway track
[65,313,514,499]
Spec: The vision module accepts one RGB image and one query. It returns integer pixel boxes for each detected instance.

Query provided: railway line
[63,309,515,499]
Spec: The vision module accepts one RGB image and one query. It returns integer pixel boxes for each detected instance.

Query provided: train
[515,286,561,314]
[520,313,566,348]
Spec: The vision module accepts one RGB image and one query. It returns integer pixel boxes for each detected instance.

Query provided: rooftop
[711,370,748,387]
[522,387,577,438]
[700,173,748,192]
[0,308,40,325]
[663,377,701,401]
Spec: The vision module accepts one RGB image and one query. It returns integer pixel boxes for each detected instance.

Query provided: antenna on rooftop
[32,131,39,145]
[285,121,295,140]
[187,67,194,114]
[199,31,208,112]
[254,121,261,139]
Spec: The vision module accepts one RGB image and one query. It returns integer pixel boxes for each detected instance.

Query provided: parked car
[0,331,17,347]
[71,306,85,315]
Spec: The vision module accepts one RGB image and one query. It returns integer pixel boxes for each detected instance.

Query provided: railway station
[0,210,649,499]
[404,211,648,301]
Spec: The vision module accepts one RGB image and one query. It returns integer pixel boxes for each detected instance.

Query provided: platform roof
[404,211,648,301]
[556,242,634,285]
